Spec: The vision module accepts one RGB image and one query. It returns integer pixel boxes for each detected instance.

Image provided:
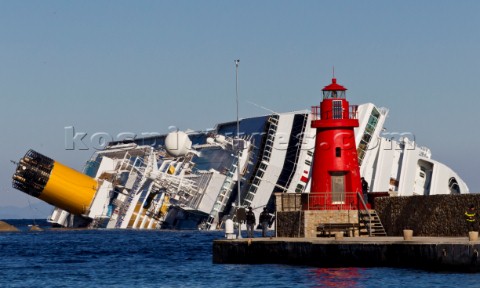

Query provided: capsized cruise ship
[12,89,469,230]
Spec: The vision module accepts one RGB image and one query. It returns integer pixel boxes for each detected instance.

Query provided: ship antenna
[333,66,335,78]
[234,59,242,239]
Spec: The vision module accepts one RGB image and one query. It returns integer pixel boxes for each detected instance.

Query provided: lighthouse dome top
[322,78,347,91]
[322,78,347,99]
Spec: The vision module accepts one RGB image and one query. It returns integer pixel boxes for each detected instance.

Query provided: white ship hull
[40,104,468,229]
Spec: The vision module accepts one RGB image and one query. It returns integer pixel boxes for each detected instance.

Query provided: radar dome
[165,131,192,157]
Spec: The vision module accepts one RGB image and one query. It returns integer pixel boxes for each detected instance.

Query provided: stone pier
[213,237,480,272]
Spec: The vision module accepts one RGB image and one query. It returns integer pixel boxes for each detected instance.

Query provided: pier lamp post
[235,59,242,239]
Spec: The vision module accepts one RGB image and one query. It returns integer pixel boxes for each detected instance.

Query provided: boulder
[0,221,20,232]
[29,225,43,232]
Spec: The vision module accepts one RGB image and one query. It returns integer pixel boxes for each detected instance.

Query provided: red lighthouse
[309,77,362,210]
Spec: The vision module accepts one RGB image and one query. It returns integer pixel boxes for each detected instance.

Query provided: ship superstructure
[355,103,465,196]
[12,87,469,230]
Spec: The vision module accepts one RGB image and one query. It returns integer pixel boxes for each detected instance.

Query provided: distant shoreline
[0,219,49,232]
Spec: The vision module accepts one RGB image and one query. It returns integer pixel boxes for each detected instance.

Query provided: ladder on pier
[359,210,387,236]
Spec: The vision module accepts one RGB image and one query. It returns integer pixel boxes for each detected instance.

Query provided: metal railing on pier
[303,191,364,210]
[275,191,389,237]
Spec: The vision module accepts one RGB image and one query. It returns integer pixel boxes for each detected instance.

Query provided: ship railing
[216,113,281,229]
[114,172,143,228]
[311,105,358,121]
[204,149,244,230]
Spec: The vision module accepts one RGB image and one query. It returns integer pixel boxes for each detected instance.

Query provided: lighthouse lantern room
[309,77,362,210]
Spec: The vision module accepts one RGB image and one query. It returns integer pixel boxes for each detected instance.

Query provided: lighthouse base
[275,210,360,238]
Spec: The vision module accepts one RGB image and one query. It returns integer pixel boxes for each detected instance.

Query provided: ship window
[368,115,378,127]
[365,124,375,135]
[358,140,368,151]
[84,160,100,178]
[305,160,312,166]
[448,177,460,194]
[357,149,365,165]
[362,134,372,143]
[307,150,313,156]
[295,184,304,193]
[259,163,268,171]
[335,147,341,157]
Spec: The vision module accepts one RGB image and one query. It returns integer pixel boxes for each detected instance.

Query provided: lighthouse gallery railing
[311,105,358,121]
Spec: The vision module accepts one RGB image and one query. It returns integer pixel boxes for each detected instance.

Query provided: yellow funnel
[12,150,98,215]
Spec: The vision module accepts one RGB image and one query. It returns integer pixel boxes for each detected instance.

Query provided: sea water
[1,220,480,288]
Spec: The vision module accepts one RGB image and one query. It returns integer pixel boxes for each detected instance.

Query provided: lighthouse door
[331,172,345,204]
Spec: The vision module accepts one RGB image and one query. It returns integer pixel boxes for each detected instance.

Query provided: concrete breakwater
[213,237,480,272]
[374,194,480,237]
[274,193,480,238]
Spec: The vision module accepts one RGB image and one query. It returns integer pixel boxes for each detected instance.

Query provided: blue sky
[1,1,479,214]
